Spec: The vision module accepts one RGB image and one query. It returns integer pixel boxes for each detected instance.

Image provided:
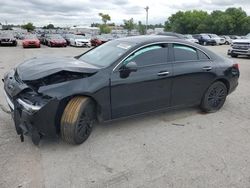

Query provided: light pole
[145,6,149,34]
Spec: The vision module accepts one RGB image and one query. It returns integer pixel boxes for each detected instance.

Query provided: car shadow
[39,106,201,148]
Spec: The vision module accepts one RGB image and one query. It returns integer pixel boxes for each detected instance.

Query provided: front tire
[200,82,227,113]
[61,96,95,145]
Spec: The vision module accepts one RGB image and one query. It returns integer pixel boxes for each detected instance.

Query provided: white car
[184,34,199,43]
[221,35,232,45]
[228,35,250,57]
[69,35,91,47]
[206,34,225,45]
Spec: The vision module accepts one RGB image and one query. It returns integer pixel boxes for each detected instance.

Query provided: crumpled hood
[17,56,99,81]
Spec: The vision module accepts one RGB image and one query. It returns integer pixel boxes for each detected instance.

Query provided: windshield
[0,33,13,38]
[185,35,193,39]
[24,35,37,39]
[210,34,219,38]
[78,40,135,67]
[50,35,63,39]
[74,35,88,39]
[246,33,250,39]
[201,34,210,39]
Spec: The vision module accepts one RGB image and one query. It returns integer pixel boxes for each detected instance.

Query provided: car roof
[114,35,223,61]
[116,35,184,44]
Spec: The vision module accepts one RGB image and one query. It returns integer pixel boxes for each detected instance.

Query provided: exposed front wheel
[61,96,95,145]
[200,82,227,113]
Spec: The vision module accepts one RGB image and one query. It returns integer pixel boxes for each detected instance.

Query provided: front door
[110,43,173,119]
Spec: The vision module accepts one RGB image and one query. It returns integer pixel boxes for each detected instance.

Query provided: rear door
[171,43,217,107]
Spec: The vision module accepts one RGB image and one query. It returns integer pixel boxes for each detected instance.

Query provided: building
[69,26,100,36]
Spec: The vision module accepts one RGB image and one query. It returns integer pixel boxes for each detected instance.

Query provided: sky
[0,0,250,27]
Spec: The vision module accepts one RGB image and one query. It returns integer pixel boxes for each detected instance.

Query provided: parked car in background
[46,34,67,47]
[91,35,110,46]
[38,33,51,44]
[228,35,241,40]
[0,33,17,46]
[184,34,199,43]
[220,35,232,45]
[15,32,26,40]
[206,34,225,45]
[62,34,75,45]
[193,34,216,46]
[22,34,40,48]
[3,36,239,145]
[228,37,250,58]
[69,35,91,47]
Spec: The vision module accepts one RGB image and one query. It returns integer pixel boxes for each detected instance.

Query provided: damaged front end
[3,57,99,145]
[3,69,60,145]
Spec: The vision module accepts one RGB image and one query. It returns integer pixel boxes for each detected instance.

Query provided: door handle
[157,71,169,76]
[202,66,212,71]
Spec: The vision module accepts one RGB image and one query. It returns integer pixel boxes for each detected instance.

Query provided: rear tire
[61,96,95,145]
[200,82,227,113]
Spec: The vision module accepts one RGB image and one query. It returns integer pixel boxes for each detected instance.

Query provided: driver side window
[123,44,168,67]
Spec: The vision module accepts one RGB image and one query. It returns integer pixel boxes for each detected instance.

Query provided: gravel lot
[0,42,250,188]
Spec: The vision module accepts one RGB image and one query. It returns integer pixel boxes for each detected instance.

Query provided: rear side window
[198,50,209,60]
[174,44,198,62]
[123,44,168,67]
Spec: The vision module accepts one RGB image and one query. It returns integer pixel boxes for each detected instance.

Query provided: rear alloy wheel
[200,82,227,113]
[61,96,95,145]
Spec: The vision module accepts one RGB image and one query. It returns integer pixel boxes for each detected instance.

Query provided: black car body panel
[3,36,239,140]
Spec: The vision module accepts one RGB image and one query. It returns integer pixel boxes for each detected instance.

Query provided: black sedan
[3,36,239,145]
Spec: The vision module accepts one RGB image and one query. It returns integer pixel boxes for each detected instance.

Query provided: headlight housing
[18,90,51,113]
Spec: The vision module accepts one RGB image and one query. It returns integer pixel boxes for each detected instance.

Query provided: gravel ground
[0,42,249,188]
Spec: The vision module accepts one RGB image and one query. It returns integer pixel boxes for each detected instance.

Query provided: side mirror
[124,61,137,72]
[119,61,137,79]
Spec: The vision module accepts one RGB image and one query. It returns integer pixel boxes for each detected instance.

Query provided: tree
[43,24,55,29]
[123,18,135,34]
[98,13,111,34]
[137,21,146,35]
[99,24,111,34]
[99,13,111,25]
[164,7,249,35]
[21,22,35,32]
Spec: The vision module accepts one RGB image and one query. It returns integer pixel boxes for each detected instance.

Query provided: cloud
[0,0,249,26]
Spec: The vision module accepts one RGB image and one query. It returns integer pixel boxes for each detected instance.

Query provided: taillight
[233,63,239,70]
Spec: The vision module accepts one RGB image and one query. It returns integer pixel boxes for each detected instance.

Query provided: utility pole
[145,6,149,34]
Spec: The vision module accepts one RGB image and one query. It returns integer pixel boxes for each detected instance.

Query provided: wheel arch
[214,78,230,93]
[55,94,102,134]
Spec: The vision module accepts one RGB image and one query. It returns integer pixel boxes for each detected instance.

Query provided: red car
[90,37,108,47]
[22,35,40,48]
[46,34,67,47]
